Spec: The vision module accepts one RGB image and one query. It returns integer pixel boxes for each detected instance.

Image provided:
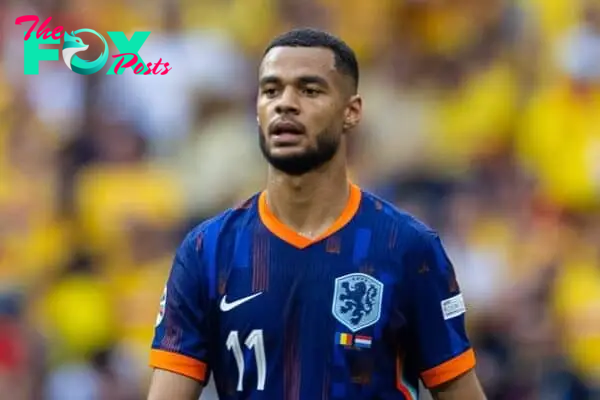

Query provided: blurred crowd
[1,0,600,399]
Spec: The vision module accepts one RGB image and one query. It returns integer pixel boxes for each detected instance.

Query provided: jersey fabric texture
[150,184,476,399]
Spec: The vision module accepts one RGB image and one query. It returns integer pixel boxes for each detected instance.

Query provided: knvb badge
[15,15,172,76]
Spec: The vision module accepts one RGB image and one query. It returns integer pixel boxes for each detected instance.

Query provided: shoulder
[360,191,457,288]
[359,189,440,252]
[171,194,260,287]
[180,193,261,253]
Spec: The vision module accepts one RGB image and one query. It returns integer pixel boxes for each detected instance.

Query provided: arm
[406,231,485,399]
[148,369,202,400]
[147,231,211,400]
[430,369,486,400]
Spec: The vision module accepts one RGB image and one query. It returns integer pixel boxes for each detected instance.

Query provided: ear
[343,94,362,132]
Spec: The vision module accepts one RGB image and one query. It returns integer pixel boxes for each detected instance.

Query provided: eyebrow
[259,75,330,88]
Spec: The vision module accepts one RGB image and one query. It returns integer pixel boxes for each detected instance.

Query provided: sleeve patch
[441,293,466,320]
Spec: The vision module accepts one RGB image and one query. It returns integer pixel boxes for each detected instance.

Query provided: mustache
[268,118,306,135]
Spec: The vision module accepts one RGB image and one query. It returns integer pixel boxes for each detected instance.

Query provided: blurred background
[1,0,600,398]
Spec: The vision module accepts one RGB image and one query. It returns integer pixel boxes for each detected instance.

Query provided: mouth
[270,120,304,135]
[269,120,305,146]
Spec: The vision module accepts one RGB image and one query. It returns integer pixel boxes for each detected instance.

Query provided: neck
[265,151,350,239]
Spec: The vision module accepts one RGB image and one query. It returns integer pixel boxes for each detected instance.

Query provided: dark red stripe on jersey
[195,232,203,251]
[293,346,301,400]
[360,263,375,275]
[321,369,330,400]
[284,313,301,400]
[325,236,341,254]
[218,276,227,295]
[252,229,270,292]
[160,324,183,352]
[388,223,398,249]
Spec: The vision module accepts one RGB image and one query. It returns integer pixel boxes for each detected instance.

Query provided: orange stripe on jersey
[149,349,208,383]
[395,354,414,399]
[258,183,362,249]
[421,348,476,388]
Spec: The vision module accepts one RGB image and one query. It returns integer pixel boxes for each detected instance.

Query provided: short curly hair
[263,27,359,93]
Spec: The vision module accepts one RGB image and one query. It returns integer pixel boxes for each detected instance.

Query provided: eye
[262,87,278,98]
[303,87,321,97]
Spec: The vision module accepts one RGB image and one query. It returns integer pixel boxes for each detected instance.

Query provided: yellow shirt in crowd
[38,273,117,362]
[107,255,172,368]
[553,253,600,384]
[517,82,600,211]
[73,163,185,255]
[427,59,518,174]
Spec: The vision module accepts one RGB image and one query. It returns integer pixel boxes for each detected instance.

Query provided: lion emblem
[332,273,384,332]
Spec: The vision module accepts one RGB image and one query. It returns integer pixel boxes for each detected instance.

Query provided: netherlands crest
[331,273,384,332]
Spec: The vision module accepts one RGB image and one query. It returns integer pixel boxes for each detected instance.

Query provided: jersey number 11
[226,330,267,391]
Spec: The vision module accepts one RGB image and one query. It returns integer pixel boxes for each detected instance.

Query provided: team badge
[155,285,167,327]
[332,273,384,332]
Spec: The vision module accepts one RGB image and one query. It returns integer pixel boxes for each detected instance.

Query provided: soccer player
[148,28,486,400]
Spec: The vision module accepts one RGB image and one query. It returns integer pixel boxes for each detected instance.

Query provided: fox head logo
[62,31,88,66]
[61,29,108,75]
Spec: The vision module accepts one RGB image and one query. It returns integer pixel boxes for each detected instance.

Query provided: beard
[258,127,340,176]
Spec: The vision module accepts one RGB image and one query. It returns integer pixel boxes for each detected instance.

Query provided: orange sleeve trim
[421,348,476,388]
[149,349,208,382]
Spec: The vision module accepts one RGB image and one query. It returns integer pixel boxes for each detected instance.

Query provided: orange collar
[258,183,362,249]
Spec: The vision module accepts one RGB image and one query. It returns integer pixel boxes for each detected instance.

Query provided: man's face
[256,47,360,175]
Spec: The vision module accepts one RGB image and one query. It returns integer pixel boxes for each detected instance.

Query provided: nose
[274,87,300,115]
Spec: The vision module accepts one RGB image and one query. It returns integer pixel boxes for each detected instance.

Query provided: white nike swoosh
[220,292,263,312]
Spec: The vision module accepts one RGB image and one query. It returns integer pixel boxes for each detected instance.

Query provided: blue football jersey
[150,184,476,399]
